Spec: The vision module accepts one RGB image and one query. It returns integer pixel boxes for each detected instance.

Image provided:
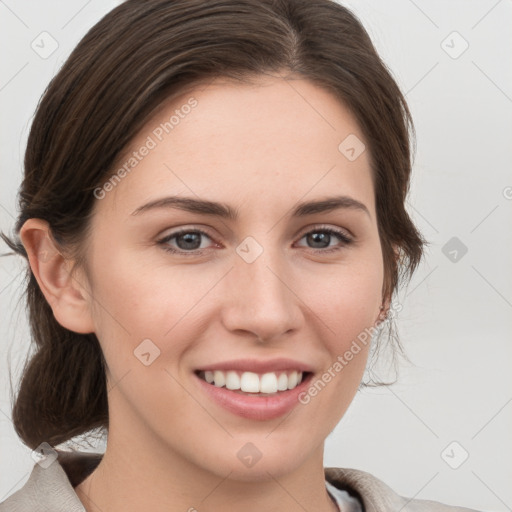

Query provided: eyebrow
[130,194,370,219]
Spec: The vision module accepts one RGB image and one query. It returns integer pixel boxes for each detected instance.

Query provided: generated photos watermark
[93,97,198,200]
[297,301,402,405]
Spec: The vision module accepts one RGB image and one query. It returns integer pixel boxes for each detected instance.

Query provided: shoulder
[0,450,100,512]
[0,458,483,512]
[325,467,482,512]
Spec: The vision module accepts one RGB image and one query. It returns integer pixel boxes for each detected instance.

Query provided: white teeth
[260,373,278,393]
[213,370,225,387]
[201,370,304,393]
[225,371,240,390]
[287,370,298,389]
[277,373,288,391]
[240,372,260,392]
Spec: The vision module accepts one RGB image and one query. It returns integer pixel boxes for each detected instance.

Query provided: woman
[0,0,481,510]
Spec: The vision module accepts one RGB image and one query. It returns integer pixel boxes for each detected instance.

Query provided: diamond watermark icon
[237,442,263,468]
[236,236,264,264]
[441,31,469,60]
[442,236,468,263]
[31,442,58,469]
[441,441,469,469]
[31,31,59,59]
[338,134,365,162]
[134,338,161,366]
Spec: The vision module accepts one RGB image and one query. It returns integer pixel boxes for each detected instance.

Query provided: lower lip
[194,373,313,421]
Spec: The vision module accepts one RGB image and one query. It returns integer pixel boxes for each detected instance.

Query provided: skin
[21,72,390,512]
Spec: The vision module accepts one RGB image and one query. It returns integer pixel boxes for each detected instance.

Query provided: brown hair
[2,0,426,451]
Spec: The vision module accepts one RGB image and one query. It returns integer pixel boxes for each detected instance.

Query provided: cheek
[298,254,383,394]
[304,256,383,336]
[86,244,213,375]
[287,264,382,443]
[87,229,383,375]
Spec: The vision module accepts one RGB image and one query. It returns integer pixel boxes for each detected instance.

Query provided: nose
[220,244,303,343]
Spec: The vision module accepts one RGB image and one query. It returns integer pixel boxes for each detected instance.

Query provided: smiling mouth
[195,369,312,395]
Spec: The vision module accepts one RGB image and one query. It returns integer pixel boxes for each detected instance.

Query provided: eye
[157,225,353,256]
[157,228,215,256]
[295,226,353,254]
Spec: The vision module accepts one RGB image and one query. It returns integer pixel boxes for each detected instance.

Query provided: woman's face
[80,74,384,480]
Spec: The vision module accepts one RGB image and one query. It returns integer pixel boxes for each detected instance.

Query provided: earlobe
[19,218,95,334]
[375,243,400,325]
[376,297,391,324]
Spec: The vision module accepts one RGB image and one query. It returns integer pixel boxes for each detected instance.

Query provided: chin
[223,456,304,483]
[191,440,311,483]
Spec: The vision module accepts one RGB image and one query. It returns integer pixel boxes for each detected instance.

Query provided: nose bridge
[222,238,301,340]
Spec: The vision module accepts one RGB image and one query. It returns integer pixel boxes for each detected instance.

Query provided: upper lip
[196,358,314,374]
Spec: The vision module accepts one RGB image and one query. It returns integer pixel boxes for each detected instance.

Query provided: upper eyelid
[303,224,353,238]
[158,223,352,236]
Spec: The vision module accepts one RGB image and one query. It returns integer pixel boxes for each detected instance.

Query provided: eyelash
[157,225,353,257]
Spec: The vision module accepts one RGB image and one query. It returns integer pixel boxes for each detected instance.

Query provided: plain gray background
[1,1,511,510]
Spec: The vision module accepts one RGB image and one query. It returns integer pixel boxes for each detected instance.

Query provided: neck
[75,431,338,512]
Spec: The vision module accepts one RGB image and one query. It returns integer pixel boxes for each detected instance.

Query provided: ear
[375,243,400,324]
[376,295,392,324]
[19,218,95,334]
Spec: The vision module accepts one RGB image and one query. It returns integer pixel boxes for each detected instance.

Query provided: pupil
[308,232,329,248]
[178,233,201,250]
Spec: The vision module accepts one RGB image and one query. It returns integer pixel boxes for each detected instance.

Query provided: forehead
[98,74,374,219]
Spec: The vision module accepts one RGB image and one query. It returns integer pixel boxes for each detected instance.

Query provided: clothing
[326,480,363,511]
[0,449,481,512]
